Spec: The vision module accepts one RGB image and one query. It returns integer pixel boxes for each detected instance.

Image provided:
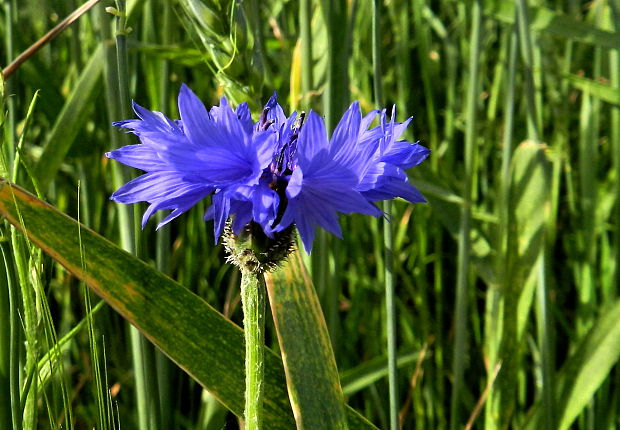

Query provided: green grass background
[1,0,619,429]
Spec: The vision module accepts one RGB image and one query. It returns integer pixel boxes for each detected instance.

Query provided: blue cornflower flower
[107,85,429,254]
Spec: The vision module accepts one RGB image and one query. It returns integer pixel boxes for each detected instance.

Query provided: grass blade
[451,2,482,427]
[487,1,620,49]
[33,46,103,186]
[265,250,348,429]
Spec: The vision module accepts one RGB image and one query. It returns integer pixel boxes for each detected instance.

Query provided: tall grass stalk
[10,229,37,430]
[515,0,541,142]
[149,1,174,426]
[0,237,10,430]
[372,1,398,429]
[316,0,349,355]
[535,250,555,430]
[300,0,313,109]
[102,2,161,429]
[3,0,16,165]
[7,90,43,430]
[0,241,19,430]
[612,0,620,294]
[411,0,438,166]
[484,25,518,430]
[450,2,481,428]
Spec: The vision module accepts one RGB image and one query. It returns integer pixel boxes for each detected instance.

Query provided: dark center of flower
[269,111,305,177]
[256,111,307,229]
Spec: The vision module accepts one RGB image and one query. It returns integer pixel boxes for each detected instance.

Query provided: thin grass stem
[515,0,541,141]
[10,229,38,430]
[535,249,555,430]
[300,0,313,109]
[611,0,620,297]
[152,2,174,428]
[450,2,481,428]
[0,241,20,430]
[316,0,349,356]
[1,0,101,79]
[0,240,10,430]
[3,0,16,170]
[411,0,438,169]
[485,24,518,429]
[372,2,398,429]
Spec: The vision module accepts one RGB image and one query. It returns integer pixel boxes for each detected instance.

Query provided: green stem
[3,0,16,168]
[11,229,38,430]
[450,2,481,428]
[372,0,383,107]
[611,0,620,298]
[535,249,555,430]
[1,241,19,430]
[372,2,398,429]
[300,0,313,109]
[153,2,174,428]
[240,270,266,430]
[0,240,10,430]
[316,0,348,359]
[515,0,541,142]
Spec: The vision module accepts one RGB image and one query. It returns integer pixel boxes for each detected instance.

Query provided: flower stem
[240,269,266,430]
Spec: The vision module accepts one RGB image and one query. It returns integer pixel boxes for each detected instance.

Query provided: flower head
[107,85,429,254]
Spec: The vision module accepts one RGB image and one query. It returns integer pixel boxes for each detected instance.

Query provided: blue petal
[106,144,166,172]
[235,102,253,134]
[362,182,427,203]
[252,183,279,234]
[278,160,382,252]
[139,185,213,228]
[381,141,430,169]
[265,91,287,126]
[358,162,426,203]
[277,195,342,253]
[297,111,329,166]
[177,84,214,146]
[110,171,209,204]
[230,200,253,234]
[329,101,361,162]
[113,101,180,136]
[204,191,231,243]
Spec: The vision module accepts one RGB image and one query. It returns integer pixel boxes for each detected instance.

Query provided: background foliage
[1,0,619,429]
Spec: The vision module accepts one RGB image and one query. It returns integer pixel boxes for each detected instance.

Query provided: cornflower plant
[107,84,429,429]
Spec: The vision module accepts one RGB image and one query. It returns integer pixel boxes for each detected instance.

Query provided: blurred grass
[0,0,619,429]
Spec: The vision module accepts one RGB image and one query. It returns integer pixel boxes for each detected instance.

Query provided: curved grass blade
[525,298,620,430]
[265,250,348,430]
[0,179,378,429]
[566,74,620,106]
[487,1,620,50]
[340,350,419,397]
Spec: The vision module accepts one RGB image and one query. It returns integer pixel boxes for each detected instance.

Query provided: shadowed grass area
[1,0,619,429]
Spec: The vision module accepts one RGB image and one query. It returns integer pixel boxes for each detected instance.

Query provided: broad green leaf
[265,251,348,430]
[486,1,620,49]
[34,46,103,185]
[509,141,552,339]
[566,74,620,106]
[526,299,620,429]
[557,299,620,428]
[492,141,552,425]
[0,179,377,429]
